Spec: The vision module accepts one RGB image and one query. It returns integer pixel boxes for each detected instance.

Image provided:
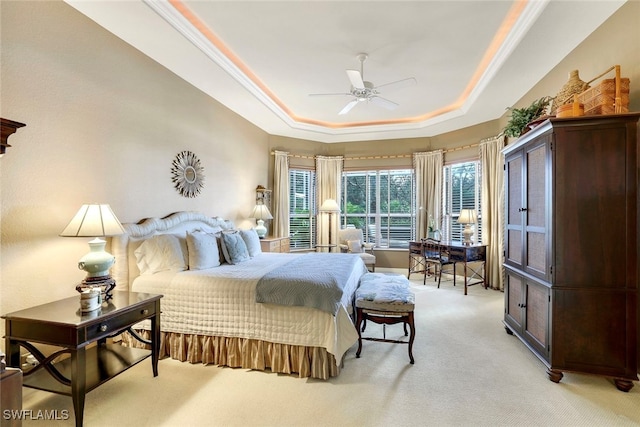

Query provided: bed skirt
[120,330,340,380]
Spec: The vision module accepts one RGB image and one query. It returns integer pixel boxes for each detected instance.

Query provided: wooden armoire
[502,113,639,391]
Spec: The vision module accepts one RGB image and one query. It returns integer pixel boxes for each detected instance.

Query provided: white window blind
[341,169,415,249]
[289,169,316,250]
[442,161,482,242]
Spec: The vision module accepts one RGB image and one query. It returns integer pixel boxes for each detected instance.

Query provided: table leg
[70,348,86,427]
[464,260,468,295]
[6,335,21,368]
[151,302,160,377]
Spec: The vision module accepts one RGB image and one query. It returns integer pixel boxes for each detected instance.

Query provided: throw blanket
[256,253,361,315]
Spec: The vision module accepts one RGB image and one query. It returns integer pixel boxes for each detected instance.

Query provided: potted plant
[503,96,553,138]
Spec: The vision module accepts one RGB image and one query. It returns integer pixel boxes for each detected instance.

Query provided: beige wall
[499,0,640,126]
[1,1,639,350]
[0,1,269,347]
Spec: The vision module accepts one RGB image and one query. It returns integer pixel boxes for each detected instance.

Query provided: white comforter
[131,252,366,361]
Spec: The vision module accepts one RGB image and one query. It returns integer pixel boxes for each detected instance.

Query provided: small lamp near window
[60,204,125,300]
[251,204,273,239]
[458,209,477,245]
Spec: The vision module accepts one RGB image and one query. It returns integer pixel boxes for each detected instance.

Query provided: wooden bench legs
[355,307,415,364]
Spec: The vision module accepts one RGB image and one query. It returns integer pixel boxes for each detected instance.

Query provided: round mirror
[171,151,204,198]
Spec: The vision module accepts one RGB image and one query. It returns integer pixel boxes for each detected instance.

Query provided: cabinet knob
[518,207,528,212]
[99,324,108,332]
[141,309,149,315]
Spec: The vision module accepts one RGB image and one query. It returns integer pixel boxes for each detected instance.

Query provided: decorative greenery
[503,96,553,138]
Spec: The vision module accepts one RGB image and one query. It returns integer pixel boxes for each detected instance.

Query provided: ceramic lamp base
[462,225,474,245]
[78,237,116,278]
[255,219,267,239]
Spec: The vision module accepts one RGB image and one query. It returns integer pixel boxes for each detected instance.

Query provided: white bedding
[131,252,365,361]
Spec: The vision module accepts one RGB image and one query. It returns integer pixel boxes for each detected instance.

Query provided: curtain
[272,151,289,239]
[413,151,443,239]
[316,156,343,252]
[480,135,506,290]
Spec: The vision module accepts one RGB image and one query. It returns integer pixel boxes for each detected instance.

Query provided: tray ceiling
[65,0,626,143]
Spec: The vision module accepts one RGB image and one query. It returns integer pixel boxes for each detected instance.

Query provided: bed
[111,211,368,379]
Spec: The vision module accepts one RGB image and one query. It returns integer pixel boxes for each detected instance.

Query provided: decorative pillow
[186,231,221,270]
[134,234,188,275]
[347,239,363,253]
[220,231,250,264]
[240,229,262,257]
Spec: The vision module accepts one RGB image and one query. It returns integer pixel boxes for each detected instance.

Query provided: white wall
[0,1,269,348]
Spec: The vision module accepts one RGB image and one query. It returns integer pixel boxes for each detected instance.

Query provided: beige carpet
[20,269,640,426]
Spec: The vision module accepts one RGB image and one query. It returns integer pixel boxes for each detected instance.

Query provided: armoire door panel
[524,281,549,358]
[505,271,523,329]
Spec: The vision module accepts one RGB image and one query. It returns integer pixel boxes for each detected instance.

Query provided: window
[341,170,415,249]
[442,161,482,242]
[289,169,316,250]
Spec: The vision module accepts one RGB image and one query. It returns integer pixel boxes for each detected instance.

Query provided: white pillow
[134,234,188,275]
[240,229,262,257]
[186,231,221,270]
[347,239,363,253]
[220,231,250,264]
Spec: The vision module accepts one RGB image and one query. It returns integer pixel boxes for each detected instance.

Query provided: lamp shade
[60,204,125,237]
[319,198,340,212]
[457,209,477,225]
[250,204,273,220]
[60,204,124,293]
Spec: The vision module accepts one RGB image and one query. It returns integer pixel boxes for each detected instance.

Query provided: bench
[355,273,416,364]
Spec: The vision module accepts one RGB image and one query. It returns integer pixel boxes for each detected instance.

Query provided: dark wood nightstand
[3,292,162,427]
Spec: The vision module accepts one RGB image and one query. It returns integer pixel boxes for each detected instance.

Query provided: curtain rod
[271,142,479,161]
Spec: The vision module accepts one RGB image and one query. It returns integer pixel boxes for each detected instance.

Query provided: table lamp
[60,204,125,299]
[250,204,273,239]
[458,209,477,245]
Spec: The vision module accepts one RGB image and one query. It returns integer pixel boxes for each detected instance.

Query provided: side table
[3,291,162,427]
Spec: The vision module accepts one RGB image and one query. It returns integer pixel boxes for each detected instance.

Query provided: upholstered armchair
[337,228,375,272]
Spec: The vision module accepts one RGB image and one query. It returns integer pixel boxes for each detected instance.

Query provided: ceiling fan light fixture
[309,53,416,115]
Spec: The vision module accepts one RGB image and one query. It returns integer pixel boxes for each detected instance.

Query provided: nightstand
[3,292,162,427]
[260,236,290,253]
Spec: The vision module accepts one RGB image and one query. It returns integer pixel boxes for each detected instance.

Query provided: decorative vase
[550,70,589,115]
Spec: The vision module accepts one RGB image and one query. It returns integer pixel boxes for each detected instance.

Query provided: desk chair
[422,238,456,288]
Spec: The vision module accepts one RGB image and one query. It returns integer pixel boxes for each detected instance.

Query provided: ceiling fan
[309,53,417,115]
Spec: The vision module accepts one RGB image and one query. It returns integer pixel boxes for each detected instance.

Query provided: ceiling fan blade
[308,92,352,97]
[346,69,365,89]
[370,96,399,110]
[374,77,417,92]
[338,99,359,115]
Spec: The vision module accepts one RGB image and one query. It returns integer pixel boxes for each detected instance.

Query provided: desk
[409,241,487,295]
[3,292,162,427]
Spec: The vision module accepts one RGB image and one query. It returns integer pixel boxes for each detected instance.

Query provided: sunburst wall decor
[171,150,204,198]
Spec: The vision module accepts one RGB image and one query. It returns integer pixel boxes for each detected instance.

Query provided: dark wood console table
[3,292,162,427]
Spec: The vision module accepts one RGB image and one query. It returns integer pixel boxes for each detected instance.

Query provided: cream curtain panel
[272,151,289,239]
[413,150,443,239]
[316,156,343,251]
[480,135,506,290]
